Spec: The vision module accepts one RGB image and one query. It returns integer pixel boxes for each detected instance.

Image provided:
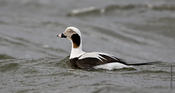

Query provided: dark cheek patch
[71,34,80,48]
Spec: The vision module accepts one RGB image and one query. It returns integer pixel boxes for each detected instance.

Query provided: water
[0,0,175,93]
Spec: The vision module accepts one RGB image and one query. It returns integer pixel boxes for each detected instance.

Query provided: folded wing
[75,52,128,69]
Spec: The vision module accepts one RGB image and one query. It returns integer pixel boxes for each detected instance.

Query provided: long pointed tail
[126,61,160,66]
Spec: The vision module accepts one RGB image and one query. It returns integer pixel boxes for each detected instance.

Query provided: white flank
[94,63,133,70]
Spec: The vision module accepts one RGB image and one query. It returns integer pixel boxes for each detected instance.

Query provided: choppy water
[0,0,175,93]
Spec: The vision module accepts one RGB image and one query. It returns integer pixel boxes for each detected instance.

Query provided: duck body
[69,52,132,70]
[57,26,155,70]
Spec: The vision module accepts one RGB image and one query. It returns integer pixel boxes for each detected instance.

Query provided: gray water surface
[0,0,175,93]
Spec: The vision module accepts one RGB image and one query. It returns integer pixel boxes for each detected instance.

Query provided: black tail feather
[126,61,160,66]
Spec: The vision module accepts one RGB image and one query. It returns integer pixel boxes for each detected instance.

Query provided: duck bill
[57,33,67,38]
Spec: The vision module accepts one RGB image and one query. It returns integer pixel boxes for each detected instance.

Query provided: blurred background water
[0,0,175,93]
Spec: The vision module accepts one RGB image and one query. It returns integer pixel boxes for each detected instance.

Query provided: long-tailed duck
[57,27,155,70]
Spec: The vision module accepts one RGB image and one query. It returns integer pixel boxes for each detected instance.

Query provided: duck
[57,26,155,70]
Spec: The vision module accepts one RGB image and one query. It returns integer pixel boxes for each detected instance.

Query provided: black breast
[69,58,79,69]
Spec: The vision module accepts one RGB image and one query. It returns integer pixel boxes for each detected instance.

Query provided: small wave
[0,54,14,60]
[56,56,70,68]
[67,6,102,16]
[0,62,19,72]
[67,4,175,16]
[125,70,170,75]
[0,20,9,25]
[1,0,52,7]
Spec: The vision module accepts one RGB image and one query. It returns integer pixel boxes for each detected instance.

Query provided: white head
[57,26,85,59]
[57,26,82,48]
[65,27,81,37]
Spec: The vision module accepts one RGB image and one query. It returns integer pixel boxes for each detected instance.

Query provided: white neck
[70,41,85,59]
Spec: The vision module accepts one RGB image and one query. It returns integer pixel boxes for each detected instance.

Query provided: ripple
[125,70,170,75]
[67,4,175,16]
[0,62,19,72]
[0,54,14,60]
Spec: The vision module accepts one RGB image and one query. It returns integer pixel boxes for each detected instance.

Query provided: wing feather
[75,52,127,69]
